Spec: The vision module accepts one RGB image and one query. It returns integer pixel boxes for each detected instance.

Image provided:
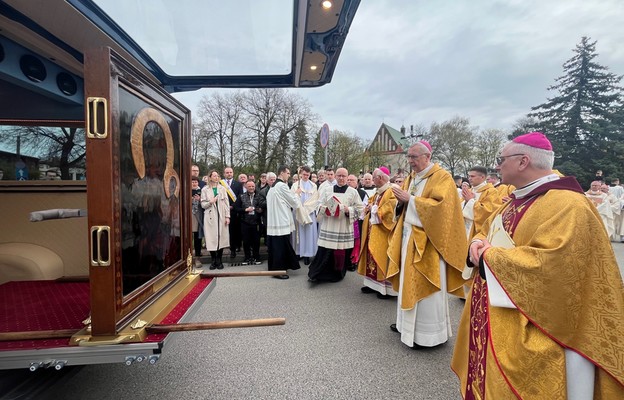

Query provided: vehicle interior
[0,0,360,370]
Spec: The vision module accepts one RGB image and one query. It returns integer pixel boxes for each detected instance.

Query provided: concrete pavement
[39,243,624,400]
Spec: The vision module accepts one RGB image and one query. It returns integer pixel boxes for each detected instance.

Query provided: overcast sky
[173,0,624,142]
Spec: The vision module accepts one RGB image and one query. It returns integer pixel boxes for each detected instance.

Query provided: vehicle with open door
[0,0,360,371]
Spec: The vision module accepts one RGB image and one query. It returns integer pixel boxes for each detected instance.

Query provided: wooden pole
[0,318,286,341]
[146,318,286,333]
[200,270,287,278]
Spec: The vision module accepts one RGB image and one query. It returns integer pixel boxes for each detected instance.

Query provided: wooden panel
[84,47,191,335]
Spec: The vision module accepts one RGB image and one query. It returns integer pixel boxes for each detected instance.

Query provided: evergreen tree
[528,37,623,185]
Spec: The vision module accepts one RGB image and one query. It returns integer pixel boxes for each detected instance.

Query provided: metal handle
[86,97,108,138]
[90,226,110,266]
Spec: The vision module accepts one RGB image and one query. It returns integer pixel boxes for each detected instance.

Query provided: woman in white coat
[201,170,230,269]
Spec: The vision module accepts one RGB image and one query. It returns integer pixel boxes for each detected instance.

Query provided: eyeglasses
[496,153,524,165]
[406,154,426,160]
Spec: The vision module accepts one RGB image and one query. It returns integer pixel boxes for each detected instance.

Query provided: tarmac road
[33,243,624,400]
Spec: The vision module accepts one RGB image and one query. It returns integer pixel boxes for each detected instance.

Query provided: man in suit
[221,167,244,258]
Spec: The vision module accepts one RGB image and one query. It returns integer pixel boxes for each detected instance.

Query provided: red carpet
[0,280,90,350]
[0,278,212,350]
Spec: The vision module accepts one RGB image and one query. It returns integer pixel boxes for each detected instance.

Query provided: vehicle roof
[0,0,361,91]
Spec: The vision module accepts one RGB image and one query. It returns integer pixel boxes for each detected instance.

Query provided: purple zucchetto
[378,166,390,176]
[512,132,552,151]
[419,140,432,153]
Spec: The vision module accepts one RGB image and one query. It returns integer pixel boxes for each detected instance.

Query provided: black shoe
[376,293,393,299]
[209,263,217,270]
[303,257,310,265]
[230,251,237,259]
[412,341,446,350]
[272,274,289,280]
[291,265,301,270]
[390,324,399,333]
[251,259,262,265]
[347,264,357,271]
[242,259,250,265]
[217,263,224,270]
[361,286,376,294]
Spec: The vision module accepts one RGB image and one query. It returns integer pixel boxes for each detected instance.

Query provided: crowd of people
[585,177,624,242]
[190,131,624,398]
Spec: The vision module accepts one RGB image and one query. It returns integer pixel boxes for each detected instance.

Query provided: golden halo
[130,107,180,198]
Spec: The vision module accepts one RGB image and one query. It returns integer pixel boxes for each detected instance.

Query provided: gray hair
[373,168,389,182]
[267,172,276,180]
[505,142,554,170]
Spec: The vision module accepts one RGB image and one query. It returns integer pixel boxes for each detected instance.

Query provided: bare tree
[243,89,313,173]
[428,116,475,175]
[472,128,506,169]
[0,125,85,179]
[195,91,245,170]
[325,129,368,173]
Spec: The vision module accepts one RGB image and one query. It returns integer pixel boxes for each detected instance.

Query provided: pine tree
[528,37,623,185]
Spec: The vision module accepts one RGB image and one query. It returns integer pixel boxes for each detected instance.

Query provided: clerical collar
[377,182,390,193]
[412,162,434,179]
[472,181,487,191]
[273,178,284,187]
[513,173,559,199]
[333,184,348,193]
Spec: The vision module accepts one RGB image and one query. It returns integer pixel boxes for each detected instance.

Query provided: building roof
[383,123,410,150]
[367,123,410,154]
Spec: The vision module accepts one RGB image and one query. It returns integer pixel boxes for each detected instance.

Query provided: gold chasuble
[452,177,624,399]
[387,164,468,310]
[495,184,514,200]
[357,186,397,281]
[467,183,503,240]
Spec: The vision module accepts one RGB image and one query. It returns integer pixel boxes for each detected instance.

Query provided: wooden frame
[84,47,192,335]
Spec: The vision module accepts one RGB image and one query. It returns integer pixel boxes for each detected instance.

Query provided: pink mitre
[419,140,432,152]
[512,131,552,151]
[378,166,390,176]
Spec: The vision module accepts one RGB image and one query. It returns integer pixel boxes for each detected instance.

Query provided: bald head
[590,181,601,191]
[335,168,348,187]
[347,174,359,189]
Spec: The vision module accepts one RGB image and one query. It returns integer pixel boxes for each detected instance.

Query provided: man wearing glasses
[386,140,468,349]
[452,132,624,399]
[309,167,364,282]
[191,164,205,188]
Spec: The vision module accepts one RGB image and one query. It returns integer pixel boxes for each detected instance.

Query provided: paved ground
[35,243,624,400]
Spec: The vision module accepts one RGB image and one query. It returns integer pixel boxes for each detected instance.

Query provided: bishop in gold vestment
[388,142,468,348]
[357,167,398,296]
[452,132,624,399]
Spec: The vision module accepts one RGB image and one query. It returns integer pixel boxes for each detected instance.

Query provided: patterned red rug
[0,278,212,350]
[0,280,90,351]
